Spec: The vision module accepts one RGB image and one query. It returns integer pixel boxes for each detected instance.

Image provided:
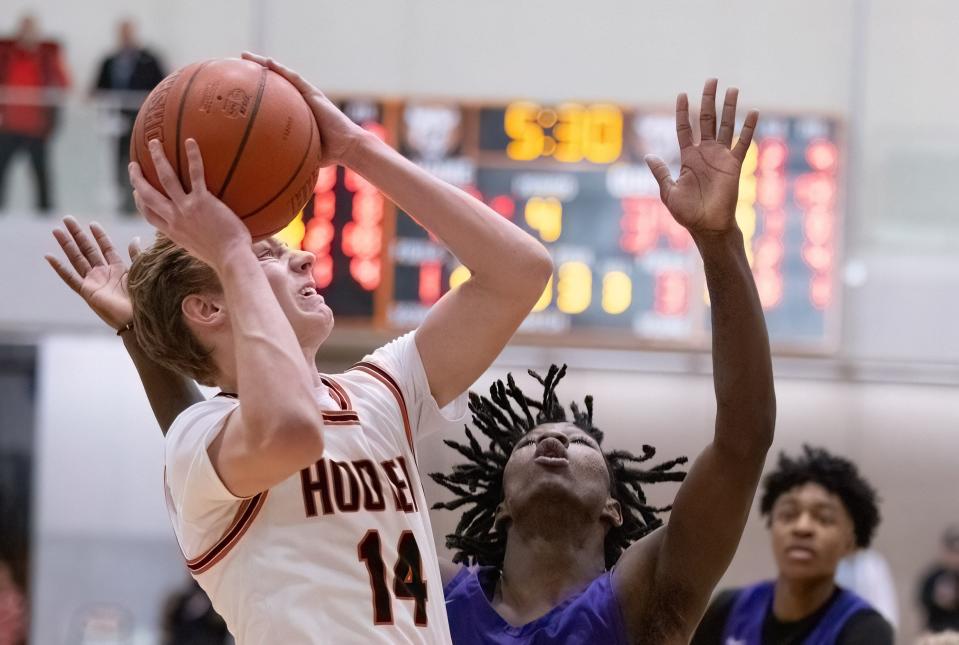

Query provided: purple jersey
[721,580,872,645]
[443,566,629,644]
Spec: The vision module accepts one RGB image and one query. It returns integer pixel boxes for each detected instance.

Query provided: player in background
[691,445,893,644]
[430,79,776,644]
[45,51,552,644]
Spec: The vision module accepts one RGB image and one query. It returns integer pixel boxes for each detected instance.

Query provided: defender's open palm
[645,79,758,233]
[45,217,140,330]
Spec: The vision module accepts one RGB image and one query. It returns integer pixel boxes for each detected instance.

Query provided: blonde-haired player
[45,53,552,643]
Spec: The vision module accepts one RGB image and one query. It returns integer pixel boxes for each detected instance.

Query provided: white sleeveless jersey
[163,334,463,644]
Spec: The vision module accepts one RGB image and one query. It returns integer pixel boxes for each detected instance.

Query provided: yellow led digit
[736,203,757,265]
[553,103,586,163]
[532,275,554,312]
[601,271,631,315]
[524,197,563,242]
[449,265,472,290]
[585,105,623,164]
[736,140,759,266]
[557,261,592,314]
[740,140,758,175]
[505,102,545,161]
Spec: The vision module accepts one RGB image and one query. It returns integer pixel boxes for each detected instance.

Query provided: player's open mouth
[297,285,321,299]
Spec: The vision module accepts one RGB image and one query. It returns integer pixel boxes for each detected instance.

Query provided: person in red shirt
[0,14,70,213]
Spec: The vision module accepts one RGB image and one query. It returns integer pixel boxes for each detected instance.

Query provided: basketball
[130,58,321,238]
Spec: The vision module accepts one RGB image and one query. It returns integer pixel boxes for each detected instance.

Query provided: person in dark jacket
[92,19,165,213]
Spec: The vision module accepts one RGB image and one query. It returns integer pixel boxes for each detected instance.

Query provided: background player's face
[253,238,334,350]
[768,482,856,583]
[498,423,621,531]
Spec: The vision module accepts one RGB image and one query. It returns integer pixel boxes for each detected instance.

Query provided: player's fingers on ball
[130,162,174,208]
[136,200,166,230]
[147,140,187,201]
[241,51,268,65]
[64,216,106,267]
[52,227,93,276]
[90,222,124,265]
[266,58,309,90]
[44,254,83,294]
[133,190,166,227]
[183,139,207,193]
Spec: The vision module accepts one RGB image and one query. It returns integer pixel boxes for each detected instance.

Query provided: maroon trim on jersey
[321,410,360,426]
[348,361,414,457]
[217,387,358,425]
[320,376,352,410]
[186,491,268,574]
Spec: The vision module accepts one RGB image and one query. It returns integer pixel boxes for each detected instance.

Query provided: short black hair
[430,364,687,569]
[759,445,880,548]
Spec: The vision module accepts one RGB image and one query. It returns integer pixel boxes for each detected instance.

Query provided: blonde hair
[127,234,222,386]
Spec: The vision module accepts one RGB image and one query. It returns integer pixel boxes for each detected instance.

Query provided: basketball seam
[174,61,212,188]
[239,104,317,220]
[217,67,268,199]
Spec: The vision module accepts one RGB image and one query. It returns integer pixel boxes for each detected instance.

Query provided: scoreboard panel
[280,97,842,353]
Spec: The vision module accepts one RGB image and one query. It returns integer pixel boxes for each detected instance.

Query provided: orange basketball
[130,58,321,238]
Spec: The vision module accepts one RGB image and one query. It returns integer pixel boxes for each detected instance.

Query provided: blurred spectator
[0,14,70,213]
[161,578,229,645]
[0,560,26,645]
[837,547,900,628]
[92,19,164,213]
[919,526,959,633]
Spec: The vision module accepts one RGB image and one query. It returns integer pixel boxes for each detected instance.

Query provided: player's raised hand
[645,79,758,234]
[44,216,141,330]
[242,51,366,166]
[130,138,253,267]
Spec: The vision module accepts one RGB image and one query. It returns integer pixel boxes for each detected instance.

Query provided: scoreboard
[277,98,842,353]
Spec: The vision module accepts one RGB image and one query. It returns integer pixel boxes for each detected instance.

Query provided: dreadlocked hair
[760,445,881,548]
[430,364,688,570]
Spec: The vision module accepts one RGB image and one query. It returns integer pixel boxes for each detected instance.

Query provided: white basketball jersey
[163,334,463,644]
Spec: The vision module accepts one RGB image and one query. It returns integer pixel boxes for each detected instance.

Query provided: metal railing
[0,88,151,218]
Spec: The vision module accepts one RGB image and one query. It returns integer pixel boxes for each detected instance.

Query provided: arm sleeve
[165,398,246,525]
[690,589,737,645]
[361,332,469,439]
[838,610,894,645]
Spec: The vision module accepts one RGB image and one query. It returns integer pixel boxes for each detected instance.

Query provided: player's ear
[602,497,623,528]
[494,501,513,531]
[182,292,226,328]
